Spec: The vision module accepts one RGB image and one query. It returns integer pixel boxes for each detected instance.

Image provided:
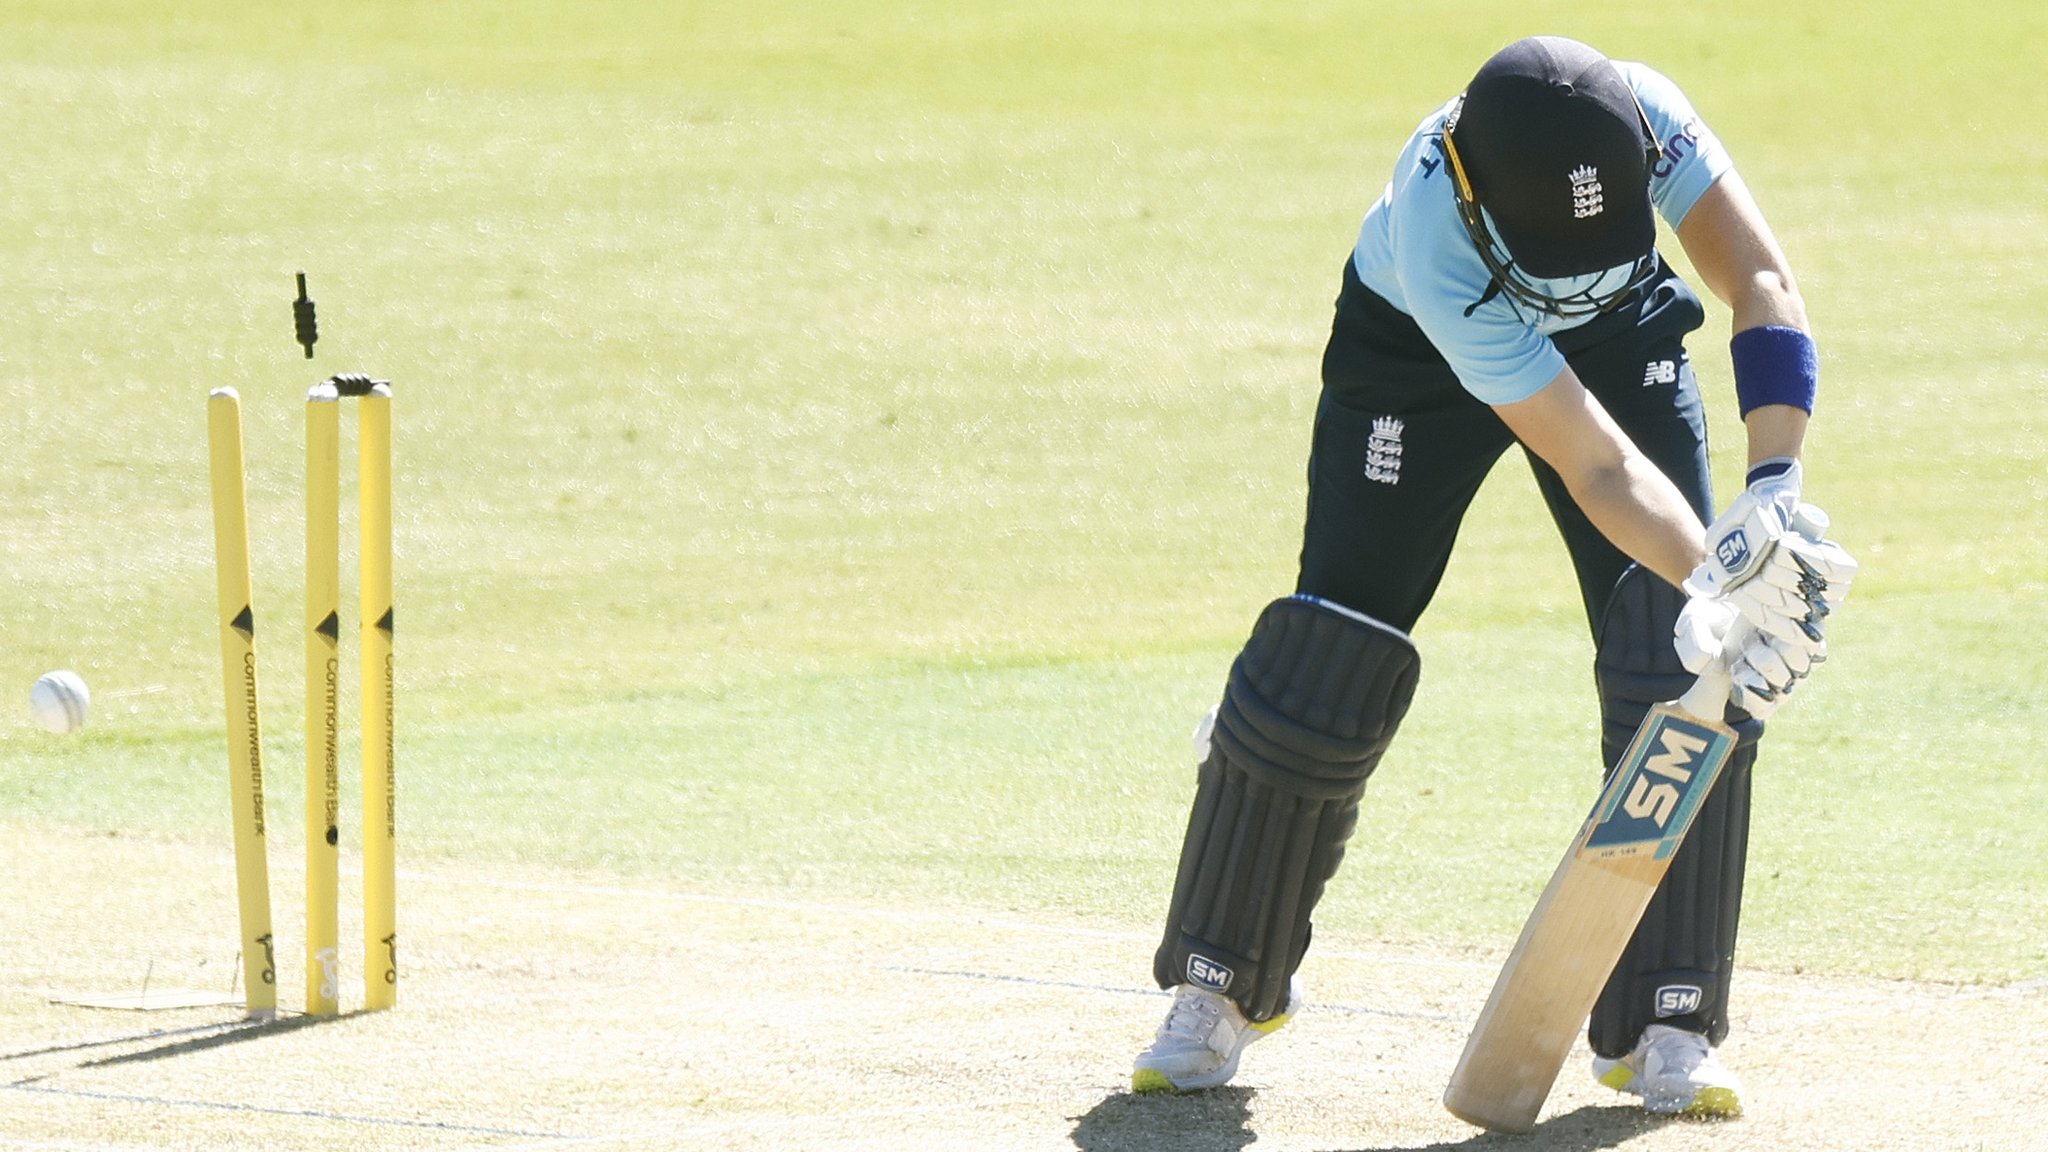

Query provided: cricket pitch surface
[3,828,2040,1150]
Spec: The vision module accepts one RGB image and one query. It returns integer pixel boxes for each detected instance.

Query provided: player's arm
[1674,169,1810,470]
[1672,169,1854,614]
[1670,170,1859,714]
[1491,369,1706,589]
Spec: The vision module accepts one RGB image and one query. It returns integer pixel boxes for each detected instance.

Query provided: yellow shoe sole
[1129,994,1297,1095]
[1682,1085,1742,1118]
[1131,1069,1178,1094]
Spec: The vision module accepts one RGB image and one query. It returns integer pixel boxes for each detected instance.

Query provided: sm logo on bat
[1583,710,1735,860]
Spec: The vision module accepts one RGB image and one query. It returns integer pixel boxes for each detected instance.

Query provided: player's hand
[1688,466,1857,651]
[1673,596,1821,719]
[1725,630,1821,719]
[1677,498,1854,719]
[1721,523,1857,649]
[1686,457,1803,598]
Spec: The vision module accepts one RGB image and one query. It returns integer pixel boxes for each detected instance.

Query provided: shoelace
[1157,992,1225,1043]
[1644,1029,1710,1076]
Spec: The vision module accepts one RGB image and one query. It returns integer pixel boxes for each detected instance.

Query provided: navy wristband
[1744,456,1798,488]
[1729,326,1818,416]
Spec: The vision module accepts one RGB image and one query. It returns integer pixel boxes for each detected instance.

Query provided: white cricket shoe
[1130,978,1302,1093]
[1591,1023,1744,1117]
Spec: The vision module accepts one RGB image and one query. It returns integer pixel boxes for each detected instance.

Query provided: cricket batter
[1132,36,1856,1116]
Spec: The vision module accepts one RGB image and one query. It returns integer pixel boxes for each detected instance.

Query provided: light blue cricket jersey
[1350,61,1734,405]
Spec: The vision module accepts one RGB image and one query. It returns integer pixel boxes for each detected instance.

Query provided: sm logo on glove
[1713,528,1752,575]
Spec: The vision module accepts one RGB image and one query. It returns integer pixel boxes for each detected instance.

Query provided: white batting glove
[1687,458,1857,652]
[1721,524,1857,649]
[1726,631,1823,720]
[1687,457,1804,599]
[1673,595,1822,720]
[1673,595,1740,674]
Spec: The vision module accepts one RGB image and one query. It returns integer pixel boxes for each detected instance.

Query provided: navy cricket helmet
[1442,36,1665,317]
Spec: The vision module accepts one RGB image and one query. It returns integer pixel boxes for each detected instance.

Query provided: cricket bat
[1441,664,1737,1133]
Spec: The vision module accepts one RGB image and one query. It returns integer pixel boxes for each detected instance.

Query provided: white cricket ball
[30,670,91,734]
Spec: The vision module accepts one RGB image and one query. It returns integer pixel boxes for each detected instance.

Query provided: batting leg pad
[1588,565,1763,1057]
[1154,595,1420,1022]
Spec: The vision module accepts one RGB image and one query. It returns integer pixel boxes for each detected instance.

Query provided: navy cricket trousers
[1291,256,1755,1055]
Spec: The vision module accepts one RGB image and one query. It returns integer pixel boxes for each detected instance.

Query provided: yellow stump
[358,384,397,1010]
[206,387,277,1020]
[305,384,342,1017]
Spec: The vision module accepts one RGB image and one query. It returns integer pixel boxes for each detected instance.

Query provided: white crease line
[427,873,1152,941]
[423,872,1499,971]
[0,1131,174,1139]
[884,965,1468,1023]
[3,1082,569,1141]
[417,870,2038,994]
[1747,976,2048,1028]
[490,1102,981,1150]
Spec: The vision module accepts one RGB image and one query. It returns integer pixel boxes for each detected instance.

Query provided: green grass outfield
[1,0,2042,994]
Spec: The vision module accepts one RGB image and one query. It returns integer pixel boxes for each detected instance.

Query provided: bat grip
[1675,665,1732,723]
[1674,611,1754,722]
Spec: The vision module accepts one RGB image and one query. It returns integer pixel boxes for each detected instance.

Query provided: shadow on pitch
[1071,1086,1257,1152]
[1332,1102,1678,1151]
[1071,1092,1680,1152]
[76,1012,335,1068]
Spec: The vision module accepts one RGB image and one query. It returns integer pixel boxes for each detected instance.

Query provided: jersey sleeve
[1618,61,1735,229]
[1395,241,1567,406]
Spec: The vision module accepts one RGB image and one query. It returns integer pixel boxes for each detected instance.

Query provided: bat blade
[1442,694,1737,1133]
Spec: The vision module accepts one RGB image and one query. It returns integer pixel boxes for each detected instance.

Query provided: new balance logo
[1186,954,1234,993]
[1365,415,1404,486]
[1570,164,1604,219]
[1642,360,1677,386]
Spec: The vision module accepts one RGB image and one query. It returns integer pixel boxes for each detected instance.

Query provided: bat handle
[1676,665,1732,723]
[1675,611,1753,722]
